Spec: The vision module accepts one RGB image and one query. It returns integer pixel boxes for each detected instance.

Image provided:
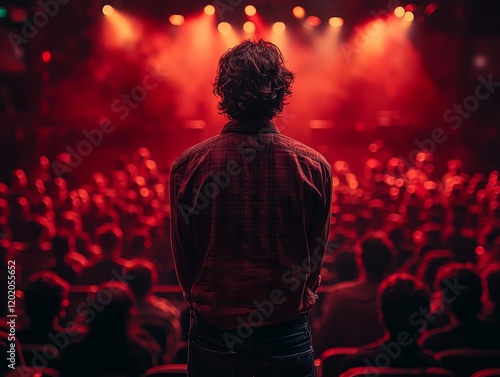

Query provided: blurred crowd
[0,146,500,376]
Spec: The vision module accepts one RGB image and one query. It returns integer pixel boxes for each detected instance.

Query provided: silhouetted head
[437,263,482,322]
[358,232,396,282]
[213,39,295,121]
[96,225,123,257]
[51,233,72,262]
[486,264,500,307]
[126,259,157,300]
[24,272,69,327]
[90,281,134,337]
[379,273,430,338]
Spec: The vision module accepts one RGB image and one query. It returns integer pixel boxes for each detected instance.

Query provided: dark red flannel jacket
[169,120,332,330]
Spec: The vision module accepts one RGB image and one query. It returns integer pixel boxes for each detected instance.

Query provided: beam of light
[243,21,256,34]
[103,9,142,48]
[292,6,305,19]
[169,14,185,26]
[328,17,343,28]
[273,22,286,33]
[404,11,414,22]
[102,5,114,16]
[306,16,321,27]
[394,6,405,18]
[204,5,216,16]
[245,5,257,17]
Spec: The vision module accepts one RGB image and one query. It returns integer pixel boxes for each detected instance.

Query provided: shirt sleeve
[169,169,196,301]
[305,163,333,293]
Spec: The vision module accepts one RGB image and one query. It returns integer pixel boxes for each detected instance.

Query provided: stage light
[10,8,26,22]
[405,4,416,12]
[292,6,305,19]
[218,22,231,33]
[474,55,487,68]
[306,16,321,27]
[0,7,7,18]
[204,4,216,16]
[425,2,439,15]
[394,6,405,18]
[245,5,257,17]
[42,51,51,63]
[328,17,343,27]
[102,5,114,16]
[243,21,255,33]
[169,14,185,26]
[272,22,286,33]
[403,11,414,22]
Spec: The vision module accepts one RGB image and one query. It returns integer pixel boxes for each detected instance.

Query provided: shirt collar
[221,119,280,135]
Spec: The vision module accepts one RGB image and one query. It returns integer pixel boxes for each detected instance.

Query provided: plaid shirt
[170,120,332,330]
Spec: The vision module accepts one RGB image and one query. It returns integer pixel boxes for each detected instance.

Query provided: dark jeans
[188,311,315,377]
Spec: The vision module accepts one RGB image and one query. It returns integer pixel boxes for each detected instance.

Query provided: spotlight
[169,14,185,26]
[204,5,216,16]
[102,5,114,16]
[292,6,305,19]
[218,22,232,33]
[403,11,414,22]
[394,6,405,18]
[243,21,255,33]
[328,17,343,27]
[306,16,321,27]
[273,22,286,33]
[245,5,257,17]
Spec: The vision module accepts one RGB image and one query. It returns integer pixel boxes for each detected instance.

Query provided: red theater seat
[141,364,188,377]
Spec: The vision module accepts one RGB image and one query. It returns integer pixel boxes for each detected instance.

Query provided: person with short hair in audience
[484,264,500,324]
[15,218,54,285]
[58,282,154,377]
[79,224,130,284]
[126,259,181,363]
[314,232,397,354]
[17,272,73,346]
[420,263,500,352]
[342,273,439,372]
[49,233,83,284]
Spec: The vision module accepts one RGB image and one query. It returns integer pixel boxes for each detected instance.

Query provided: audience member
[58,282,154,377]
[342,274,439,371]
[126,259,181,363]
[314,232,396,354]
[420,263,500,352]
[79,225,130,284]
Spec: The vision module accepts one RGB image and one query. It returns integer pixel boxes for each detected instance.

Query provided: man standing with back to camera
[170,39,332,377]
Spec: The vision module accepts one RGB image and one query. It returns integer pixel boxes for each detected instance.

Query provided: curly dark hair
[213,39,295,121]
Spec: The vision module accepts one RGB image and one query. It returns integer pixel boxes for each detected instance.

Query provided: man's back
[170,120,331,330]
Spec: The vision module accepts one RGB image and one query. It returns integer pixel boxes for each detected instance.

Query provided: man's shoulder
[170,134,225,172]
[276,134,331,169]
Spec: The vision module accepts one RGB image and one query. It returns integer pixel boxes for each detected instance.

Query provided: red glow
[475,246,485,255]
[425,2,439,15]
[10,8,26,23]
[306,16,321,27]
[42,51,51,63]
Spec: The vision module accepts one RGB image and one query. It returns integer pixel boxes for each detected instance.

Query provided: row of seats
[6,365,500,377]
[317,347,500,377]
